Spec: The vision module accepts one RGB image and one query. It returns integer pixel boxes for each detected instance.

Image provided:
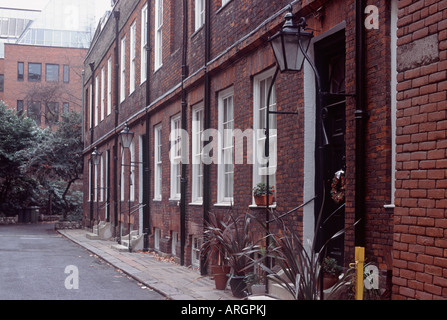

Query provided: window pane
[28,102,41,125]
[36,29,44,45]
[219,90,234,202]
[17,100,24,115]
[18,62,24,81]
[63,65,70,83]
[63,102,69,114]
[45,102,59,125]
[0,74,3,92]
[46,64,59,82]
[28,63,42,81]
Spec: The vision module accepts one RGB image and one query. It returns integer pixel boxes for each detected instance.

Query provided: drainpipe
[113,9,121,235]
[89,62,95,228]
[180,0,189,267]
[201,0,212,276]
[81,70,85,146]
[355,0,367,247]
[143,0,152,251]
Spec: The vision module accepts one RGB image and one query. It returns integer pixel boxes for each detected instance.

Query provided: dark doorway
[315,30,346,265]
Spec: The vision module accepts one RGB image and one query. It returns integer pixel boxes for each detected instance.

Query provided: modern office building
[0,0,109,128]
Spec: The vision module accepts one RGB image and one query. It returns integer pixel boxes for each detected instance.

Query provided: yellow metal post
[355,247,365,300]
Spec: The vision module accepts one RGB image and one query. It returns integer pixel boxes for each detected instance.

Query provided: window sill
[154,64,163,74]
[189,201,203,206]
[216,0,233,14]
[214,202,233,207]
[191,25,204,38]
[249,203,277,209]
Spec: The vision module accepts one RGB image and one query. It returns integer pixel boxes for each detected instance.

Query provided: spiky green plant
[243,192,357,300]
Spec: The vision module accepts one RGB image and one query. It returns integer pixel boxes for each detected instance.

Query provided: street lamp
[264,7,315,219]
[91,147,102,230]
[119,122,135,252]
[120,122,135,149]
[263,4,320,295]
[91,147,102,166]
[269,10,313,72]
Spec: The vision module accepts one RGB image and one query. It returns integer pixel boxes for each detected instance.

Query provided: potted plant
[252,182,274,206]
[227,212,253,298]
[242,196,359,300]
[201,210,231,290]
[244,272,266,296]
[321,257,343,290]
[202,209,253,297]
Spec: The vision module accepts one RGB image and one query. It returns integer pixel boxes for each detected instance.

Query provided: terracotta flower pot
[322,273,339,290]
[211,265,231,290]
[254,195,273,206]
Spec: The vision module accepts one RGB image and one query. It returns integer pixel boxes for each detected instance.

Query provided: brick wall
[393,0,447,300]
[83,0,399,277]
[2,44,86,126]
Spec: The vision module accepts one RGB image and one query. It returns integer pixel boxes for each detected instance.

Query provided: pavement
[57,228,238,300]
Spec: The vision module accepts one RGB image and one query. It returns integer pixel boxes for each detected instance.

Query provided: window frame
[17,100,24,115]
[100,155,104,202]
[141,4,148,84]
[28,62,42,82]
[195,0,205,31]
[154,228,161,251]
[129,20,136,95]
[252,68,277,206]
[17,62,24,81]
[45,64,59,82]
[45,102,59,125]
[191,236,202,268]
[101,67,105,121]
[107,57,112,116]
[170,114,182,200]
[154,0,163,70]
[120,36,126,103]
[154,124,163,200]
[27,101,41,125]
[217,87,234,205]
[191,105,204,204]
[63,65,70,83]
[95,76,99,127]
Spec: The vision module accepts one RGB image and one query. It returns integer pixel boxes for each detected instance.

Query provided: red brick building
[393,0,447,300]
[1,43,86,127]
[0,2,103,128]
[83,0,447,299]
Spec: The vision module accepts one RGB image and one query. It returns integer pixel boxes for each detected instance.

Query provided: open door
[315,30,346,265]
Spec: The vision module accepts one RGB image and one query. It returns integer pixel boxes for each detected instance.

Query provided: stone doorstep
[86,232,100,240]
[246,295,278,300]
[111,243,129,252]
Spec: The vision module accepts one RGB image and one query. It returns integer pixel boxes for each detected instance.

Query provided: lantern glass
[269,12,313,72]
[120,124,134,149]
[91,148,102,166]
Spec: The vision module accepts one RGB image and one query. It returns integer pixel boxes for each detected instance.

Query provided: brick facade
[0,44,86,127]
[393,0,447,300]
[83,0,447,299]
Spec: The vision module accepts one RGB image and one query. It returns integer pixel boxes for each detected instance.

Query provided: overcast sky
[0,0,112,21]
[1,0,51,10]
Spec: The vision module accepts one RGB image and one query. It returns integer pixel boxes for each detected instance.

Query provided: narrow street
[0,223,164,300]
